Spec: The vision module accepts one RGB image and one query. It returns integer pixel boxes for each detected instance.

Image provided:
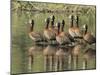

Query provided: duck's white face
[50,15,55,20]
[74,15,78,19]
[28,19,33,27]
[55,23,58,27]
[69,15,72,19]
[83,24,86,29]
[50,15,52,19]
[53,23,58,29]
[75,17,78,23]
[44,18,47,22]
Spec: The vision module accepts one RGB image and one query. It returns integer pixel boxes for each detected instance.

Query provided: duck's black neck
[45,23,49,29]
[30,20,34,32]
[75,20,79,27]
[61,25,64,32]
[45,18,50,29]
[58,27,60,34]
[30,25,33,32]
[61,20,65,32]
[57,23,60,34]
[51,20,54,28]
[69,15,74,27]
[51,15,55,28]
[70,20,73,27]
[84,26,88,35]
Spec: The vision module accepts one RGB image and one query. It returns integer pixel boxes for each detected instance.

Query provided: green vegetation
[12,0,96,15]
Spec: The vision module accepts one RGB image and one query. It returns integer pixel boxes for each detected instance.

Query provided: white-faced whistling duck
[62,19,75,44]
[83,24,96,44]
[56,21,72,45]
[74,15,82,38]
[28,19,45,42]
[68,15,76,38]
[61,20,75,45]
[44,17,56,43]
[49,15,58,34]
[49,15,55,30]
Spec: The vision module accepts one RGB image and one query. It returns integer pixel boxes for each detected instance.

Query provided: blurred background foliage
[11,0,96,15]
[11,0,96,35]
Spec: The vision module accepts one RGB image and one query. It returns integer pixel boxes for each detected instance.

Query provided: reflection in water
[28,46,34,72]
[55,47,67,71]
[67,46,74,70]
[27,44,96,73]
[82,48,96,70]
[72,44,82,70]
[28,45,45,72]
[43,45,56,72]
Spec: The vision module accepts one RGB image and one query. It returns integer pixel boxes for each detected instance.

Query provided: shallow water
[11,11,96,74]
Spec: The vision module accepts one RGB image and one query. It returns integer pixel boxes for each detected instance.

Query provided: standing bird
[50,15,55,29]
[44,17,56,44]
[49,15,58,34]
[68,15,76,38]
[62,20,75,45]
[62,19,75,44]
[82,24,96,44]
[74,15,82,38]
[28,19,45,42]
[56,21,72,45]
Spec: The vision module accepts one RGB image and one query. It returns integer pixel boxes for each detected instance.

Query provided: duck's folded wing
[84,33,96,44]
[29,32,43,41]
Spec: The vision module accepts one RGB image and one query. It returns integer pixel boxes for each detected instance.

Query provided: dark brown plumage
[44,17,56,42]
[68,15,76,38]
[74,15,82,38]
[28,19,45,42]
[56,21,72,45]
[83,24,96,44]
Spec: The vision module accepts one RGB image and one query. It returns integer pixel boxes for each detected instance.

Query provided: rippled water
[11,11,96,74]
